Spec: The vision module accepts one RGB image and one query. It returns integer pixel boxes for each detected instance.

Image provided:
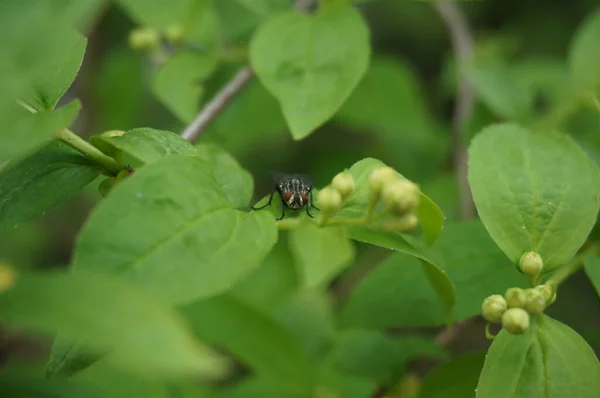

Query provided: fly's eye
[300,193,308,204]
[283,191,293,202]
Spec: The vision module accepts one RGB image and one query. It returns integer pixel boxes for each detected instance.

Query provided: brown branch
[433,1,476,220]
[180,66,254,142]
[180,0,317,143]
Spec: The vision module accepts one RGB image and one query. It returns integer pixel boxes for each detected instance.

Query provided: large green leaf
[181,294,313,390]
[347,227,455,323]
[74,155,277,304]
[90,128,197,165]
[468,123,600,273]
[326,330,444,385]
[420,352,486,398]
[0,373,104,398]
[195,143,254,209]
[152,51,218,123]
[288,222,356,288]
[250,6,370,139]
[341,220,526,328]
[0,269,226,378]
[0,140,99,231]
[568,7,600,94]
[476,315,600,398]
[0,100,80,163]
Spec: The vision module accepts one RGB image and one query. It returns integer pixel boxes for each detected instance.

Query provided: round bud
[524,288,546,316]
[382,213,419,233]
[519,251,544,277]
[368,166,398,197]
[129,27,160,51]
[381,179,420,215]
[317,187,342,217]
[165,24,184,44]
[0,263,16,293]
[331,170,355,199]
[505,287,526,308]
[502,308,530,334]
[481,294,507,323]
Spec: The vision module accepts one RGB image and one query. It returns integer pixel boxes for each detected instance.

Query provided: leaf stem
[548,243,599,285]
[55,128,121,176]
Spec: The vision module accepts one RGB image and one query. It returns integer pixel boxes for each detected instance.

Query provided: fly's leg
[309,191,320,210]
[251,191,274,210]
[306,203,315,218]
[277,198,286,220]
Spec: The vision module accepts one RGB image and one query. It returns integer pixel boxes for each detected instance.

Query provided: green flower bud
[502,308,530,334]
[165,24,184,44]
[368,166,398,197]
[129,27,160,51]
[534,281,557,305]
[381,179,420,215]
[317,187,342,218]
[331,170,355,199]
[381,213,419,233]
[505,287,526,308]
[481,294,507,323]
[524,288,546,316]
[519,251,544,277]
[0,262,16,293]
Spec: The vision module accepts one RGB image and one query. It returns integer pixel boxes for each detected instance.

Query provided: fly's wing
[293,173,314,189]
[268,171,290,185]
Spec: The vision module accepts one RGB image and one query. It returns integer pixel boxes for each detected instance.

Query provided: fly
[251,172,320,220]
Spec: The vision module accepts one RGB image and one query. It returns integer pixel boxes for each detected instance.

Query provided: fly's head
[271,172,313,211]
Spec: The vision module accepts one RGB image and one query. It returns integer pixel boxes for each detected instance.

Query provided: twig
[180,66,254,142]
[434,1,476,220]
[180,0,317,143]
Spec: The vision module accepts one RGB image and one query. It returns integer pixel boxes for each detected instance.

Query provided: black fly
[251,172,320,220]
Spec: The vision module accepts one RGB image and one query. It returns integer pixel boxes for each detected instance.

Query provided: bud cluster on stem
[318,170,355,222]
[481,280,558,336]
[367,166,421,233]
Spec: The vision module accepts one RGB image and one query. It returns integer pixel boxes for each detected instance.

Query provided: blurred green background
[2,0,600,382]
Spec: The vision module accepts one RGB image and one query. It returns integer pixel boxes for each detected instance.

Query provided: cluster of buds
[128,24,184,52]
[317,169,355,221]
[482,267,557,335]
[368,166,421,232]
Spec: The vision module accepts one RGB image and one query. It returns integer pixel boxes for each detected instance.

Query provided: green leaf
[90,128,197,166]
[476,315,600,398]
[468,123,600,273]
[288,223,356,288]
[0,269,227,378]
[568,7,600,94]
[327,330,445,385]
[583,254,600,299]
[181,294,313,388]
[0,373,104,398]
[195,143,254,209]
[231,235,299,311]
[46,335,100,378]
[74,155,277,304]
[0,100,80,163]
[420,352,486,398]
[341,220,525,328]
[22,30,87,111]
[338,158,445,245]
[250,6,370,139]
[0,140,99,231]
[347,227,455,323]
[466,61,534,122]
[152,51,218,123]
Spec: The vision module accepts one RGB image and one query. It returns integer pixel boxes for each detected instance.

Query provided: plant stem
[55,128,121,176]
[548,243,598,285]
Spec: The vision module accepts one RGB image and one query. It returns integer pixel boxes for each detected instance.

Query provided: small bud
[524,288,546,316]
[368,166,398,197]
[331,170,355,199]
[0,263,16,293]
[381,213,419,233]
[129,27,160,51]
[502,308,530,334]
[505,287,526,308]
[381,179,420,214]
[482,294,507,323]
[317,187,342,218]
[519,251,544,277]
[165,24,184,44]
